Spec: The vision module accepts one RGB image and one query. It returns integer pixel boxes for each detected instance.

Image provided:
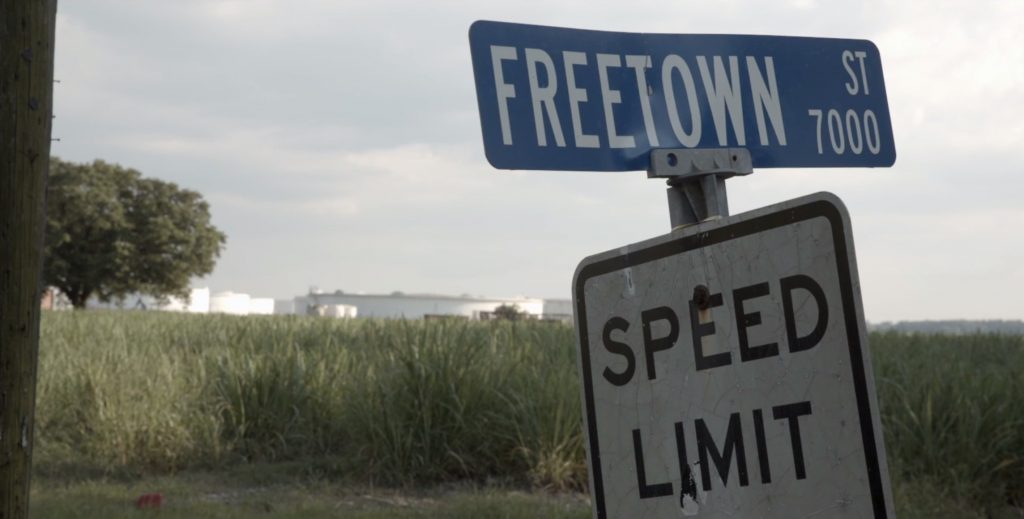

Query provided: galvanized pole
[0,0,58,516]
[648,148,753,230]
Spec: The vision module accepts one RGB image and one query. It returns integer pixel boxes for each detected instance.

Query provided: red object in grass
[135,493,163,509]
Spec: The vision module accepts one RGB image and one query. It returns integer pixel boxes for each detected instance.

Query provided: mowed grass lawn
[29,469,1016,519]
[32,466,591,519]
[29,311,1024,517]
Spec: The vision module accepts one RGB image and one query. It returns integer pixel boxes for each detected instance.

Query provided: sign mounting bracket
[647,148,753,230]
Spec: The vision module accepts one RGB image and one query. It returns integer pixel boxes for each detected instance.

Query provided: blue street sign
[469,21,896,171]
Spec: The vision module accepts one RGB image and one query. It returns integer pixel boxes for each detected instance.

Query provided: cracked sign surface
[572,193,894,518]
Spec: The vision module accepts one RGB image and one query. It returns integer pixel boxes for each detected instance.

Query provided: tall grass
[36,311,1023,509]
[36,312,585,488]
[874,331,1024,506]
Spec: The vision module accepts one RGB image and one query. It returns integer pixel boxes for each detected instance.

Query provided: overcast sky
[53,1,1022,321]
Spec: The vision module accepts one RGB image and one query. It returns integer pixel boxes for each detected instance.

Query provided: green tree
[492,303,525,321]
[44,158,226,308]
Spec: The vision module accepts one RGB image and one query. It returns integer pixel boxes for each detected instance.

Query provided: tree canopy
[492,303,526,321]
[44,158,226,308]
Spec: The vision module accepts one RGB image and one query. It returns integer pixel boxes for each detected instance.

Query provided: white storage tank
[186,287,211,313]
[273,299,295,315]
[157,292,203,312]
[323,304,358,318]
[248,298,275,315]
[210,291,251,315]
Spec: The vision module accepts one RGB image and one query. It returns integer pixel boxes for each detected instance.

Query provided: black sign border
[573,198,888,518]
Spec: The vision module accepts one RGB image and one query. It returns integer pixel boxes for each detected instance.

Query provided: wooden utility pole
[0,0,58,516]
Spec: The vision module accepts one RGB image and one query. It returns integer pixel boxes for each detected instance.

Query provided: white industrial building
[207,291,275,315]
[75,287,274,316]
[172,287,210,313]
[60,285,572,321]
[291,289,572,321]
[83,287,213,312]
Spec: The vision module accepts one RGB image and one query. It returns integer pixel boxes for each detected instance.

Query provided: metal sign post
[647,148,752,230]
[468,20,899,519]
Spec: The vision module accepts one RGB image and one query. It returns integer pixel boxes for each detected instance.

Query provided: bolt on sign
[572,193,894,518]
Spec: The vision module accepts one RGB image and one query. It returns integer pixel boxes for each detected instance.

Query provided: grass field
[32,311,1024,516]
[32,467,592,519]
[29,465,1013,519]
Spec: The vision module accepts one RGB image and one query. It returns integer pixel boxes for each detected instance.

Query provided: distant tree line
[871,320,1024,335]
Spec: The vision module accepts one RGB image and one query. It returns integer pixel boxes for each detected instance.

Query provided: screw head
[692,284,710,310]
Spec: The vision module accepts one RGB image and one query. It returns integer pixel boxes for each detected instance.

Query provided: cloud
[52,1,1024,317]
